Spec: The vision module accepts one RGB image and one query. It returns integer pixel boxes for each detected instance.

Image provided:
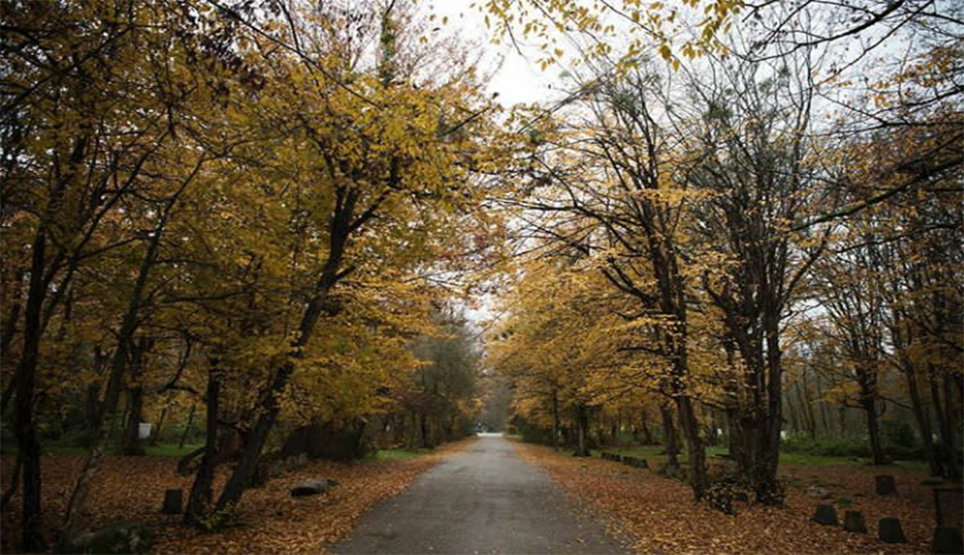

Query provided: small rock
[843,510,867,533]
[875,475,897,496]
[806,485,831,499]
[295,452,308,467]
[291,477,338,497]
[932,526,964,554]
[812,504,838,526]
[161,489,182,515]
[878,517,908,543]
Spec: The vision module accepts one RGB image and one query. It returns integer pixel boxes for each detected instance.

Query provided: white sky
[425,1,568,107]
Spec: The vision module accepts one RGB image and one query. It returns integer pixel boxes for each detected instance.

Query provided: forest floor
[0,438,476,554]
[515,441,948,554]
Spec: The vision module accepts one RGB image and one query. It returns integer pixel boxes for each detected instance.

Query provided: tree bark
[121,338,151,456]
[13,227,50,552]
[151,404,168,446]
[551,388,560,451]
[660,403,680,470]
[930,365,960,479]
[59,192,174,548]
[574,404,590,457]
[640,408,653,444]
[185,371,220,525]
[864,398,885,465]
[179,403,196,448]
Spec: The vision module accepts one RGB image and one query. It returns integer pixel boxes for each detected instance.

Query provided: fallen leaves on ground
[1,438,476,554]
[514,442,938,554]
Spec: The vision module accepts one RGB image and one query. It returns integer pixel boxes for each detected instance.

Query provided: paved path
[331,434,627,554]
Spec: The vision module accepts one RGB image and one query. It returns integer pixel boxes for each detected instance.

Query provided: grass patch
[599,444,919,470]
[371,448,432,461]
[15,441,203,457]
[780,452,866,466]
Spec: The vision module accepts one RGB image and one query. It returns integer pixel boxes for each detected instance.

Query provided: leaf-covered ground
[1,438,476,553]
[515,441,944,554]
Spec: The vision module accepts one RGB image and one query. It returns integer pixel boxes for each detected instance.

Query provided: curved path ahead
[331,434,627,554]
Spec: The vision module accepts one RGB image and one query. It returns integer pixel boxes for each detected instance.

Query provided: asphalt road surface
[331,434,628,554]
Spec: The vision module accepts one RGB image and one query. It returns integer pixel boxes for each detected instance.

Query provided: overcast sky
[426,1,568,107]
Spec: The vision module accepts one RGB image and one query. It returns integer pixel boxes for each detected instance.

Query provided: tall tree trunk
[905,364,941,475]
[208,192,353,519]
[151,404,168,446]
[551,388,560,451]
[800,371,818,438]
[757,317,785,505]
[185,371,220,526]
[864,398,885,465]
[677,395,707,499]
[13,227,50,552]
[785,389,801,435]
[59,206,169,548]
[941,370,960,479]
[574,404,590,457]
[420,412,431,448]
[640,408,653,444]
[930,365,960,479]
[814,374,834,437]
[0,266,24,358]
[121,338,150,456]
[660,403,680,470]
[894,322,942,476]
[855,362,886,465]
[179,403,196,448]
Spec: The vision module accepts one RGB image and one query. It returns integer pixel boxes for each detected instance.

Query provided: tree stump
[843,510,867,533]
[931,526,963,554]
[878,517,907,543]
[875,475,897,496]
[812,504,838,526]
[161,489,182,515]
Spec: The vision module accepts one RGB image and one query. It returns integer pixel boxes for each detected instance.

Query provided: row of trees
[1,1,492,550]
[489,1,962,505]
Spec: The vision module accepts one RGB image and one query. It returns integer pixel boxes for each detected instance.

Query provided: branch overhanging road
[331,434,629,554]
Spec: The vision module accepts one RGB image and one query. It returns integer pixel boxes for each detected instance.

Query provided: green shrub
[782,429,925,462]
[781,436,871,458]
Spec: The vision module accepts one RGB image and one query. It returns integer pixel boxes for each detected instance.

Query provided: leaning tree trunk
[185,371,220,526]
[151,404,168,446]
[206,196,354,520]
[13,227,50,552]
[59,207,169,549]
